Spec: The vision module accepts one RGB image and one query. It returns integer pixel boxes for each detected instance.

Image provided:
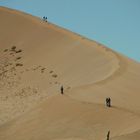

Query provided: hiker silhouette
[106,98,111,107]
[107,131,110,140]
[60,86,64,94]
[43,16,47,22]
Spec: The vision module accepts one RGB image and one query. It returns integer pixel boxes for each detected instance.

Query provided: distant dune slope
[0,7,140,140]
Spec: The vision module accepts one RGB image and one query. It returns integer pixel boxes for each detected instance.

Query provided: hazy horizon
[0,0,140,62]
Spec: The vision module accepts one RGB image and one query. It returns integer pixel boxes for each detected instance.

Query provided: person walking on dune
[106,131,110,140]
[108,98,111,107]
[106,98,108,107]
[106,98,111,107]
[60,85,64,95]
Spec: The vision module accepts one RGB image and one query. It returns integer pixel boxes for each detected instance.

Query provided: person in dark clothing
[108,98,111,107]
[42,16,47,22]
[60,85,64,94]
[106,98,109,107]
[107,131,110,140]
[106,98,111,107]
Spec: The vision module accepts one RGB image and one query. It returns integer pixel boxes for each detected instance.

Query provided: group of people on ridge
[42,16,47,22]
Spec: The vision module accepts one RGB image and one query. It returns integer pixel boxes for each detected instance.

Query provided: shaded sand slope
[0,7,140,140]
[1,95,140,140]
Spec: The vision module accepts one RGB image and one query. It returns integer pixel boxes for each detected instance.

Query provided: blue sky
[0,0,140,62]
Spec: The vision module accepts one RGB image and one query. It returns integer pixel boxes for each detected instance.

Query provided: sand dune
[0,6,140,140]
[1,95,140,140]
